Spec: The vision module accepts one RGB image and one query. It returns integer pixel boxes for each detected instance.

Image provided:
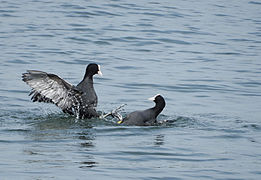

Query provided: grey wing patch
[29,89,53,103]
[22,70,83,114]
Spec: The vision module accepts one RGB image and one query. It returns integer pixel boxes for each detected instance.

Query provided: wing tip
[22,72,30,82]
[22,70,48,82]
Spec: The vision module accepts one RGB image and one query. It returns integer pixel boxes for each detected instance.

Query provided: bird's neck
[77,75,93,89]
[83,75,93,85]
[152,101,165,118]
[84,71,94,79]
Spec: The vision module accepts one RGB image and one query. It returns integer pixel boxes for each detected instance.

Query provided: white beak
[98,65,102,76]
[148,94,161,101]
[148,96,155,101]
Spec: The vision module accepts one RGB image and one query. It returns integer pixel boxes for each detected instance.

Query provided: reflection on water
[78,131,95,150]
[79,161,97,168]
[154,134,164,146]
[22,113,99,169]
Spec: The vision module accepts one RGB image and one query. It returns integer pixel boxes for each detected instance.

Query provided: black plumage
[118,94,166,126]
[22,63,102,119]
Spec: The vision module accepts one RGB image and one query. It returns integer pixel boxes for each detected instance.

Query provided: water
[1,0,261,179]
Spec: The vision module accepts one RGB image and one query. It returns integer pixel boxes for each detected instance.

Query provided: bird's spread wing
[22,70,83,113]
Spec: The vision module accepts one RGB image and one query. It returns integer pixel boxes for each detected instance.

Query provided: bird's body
[122,109,157,126]
[76,76,97,107]
[22,63,102,119]
[118,94,166,126]
[75,69,99,119]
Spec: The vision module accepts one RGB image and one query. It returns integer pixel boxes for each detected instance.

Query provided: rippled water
[1,0,261,179]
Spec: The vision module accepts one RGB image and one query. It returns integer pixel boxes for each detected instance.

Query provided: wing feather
[22,70,82,112]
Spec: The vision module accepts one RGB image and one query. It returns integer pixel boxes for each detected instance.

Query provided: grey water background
[1,0,261,179]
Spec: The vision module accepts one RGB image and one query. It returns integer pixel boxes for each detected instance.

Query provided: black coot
[22,63,102,119]
[117,94,166,126]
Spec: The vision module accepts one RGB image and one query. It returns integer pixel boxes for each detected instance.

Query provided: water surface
[1,0,261,179]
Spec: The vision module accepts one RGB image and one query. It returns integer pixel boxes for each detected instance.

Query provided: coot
[22,63,102,119]
[117,94,166,126]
